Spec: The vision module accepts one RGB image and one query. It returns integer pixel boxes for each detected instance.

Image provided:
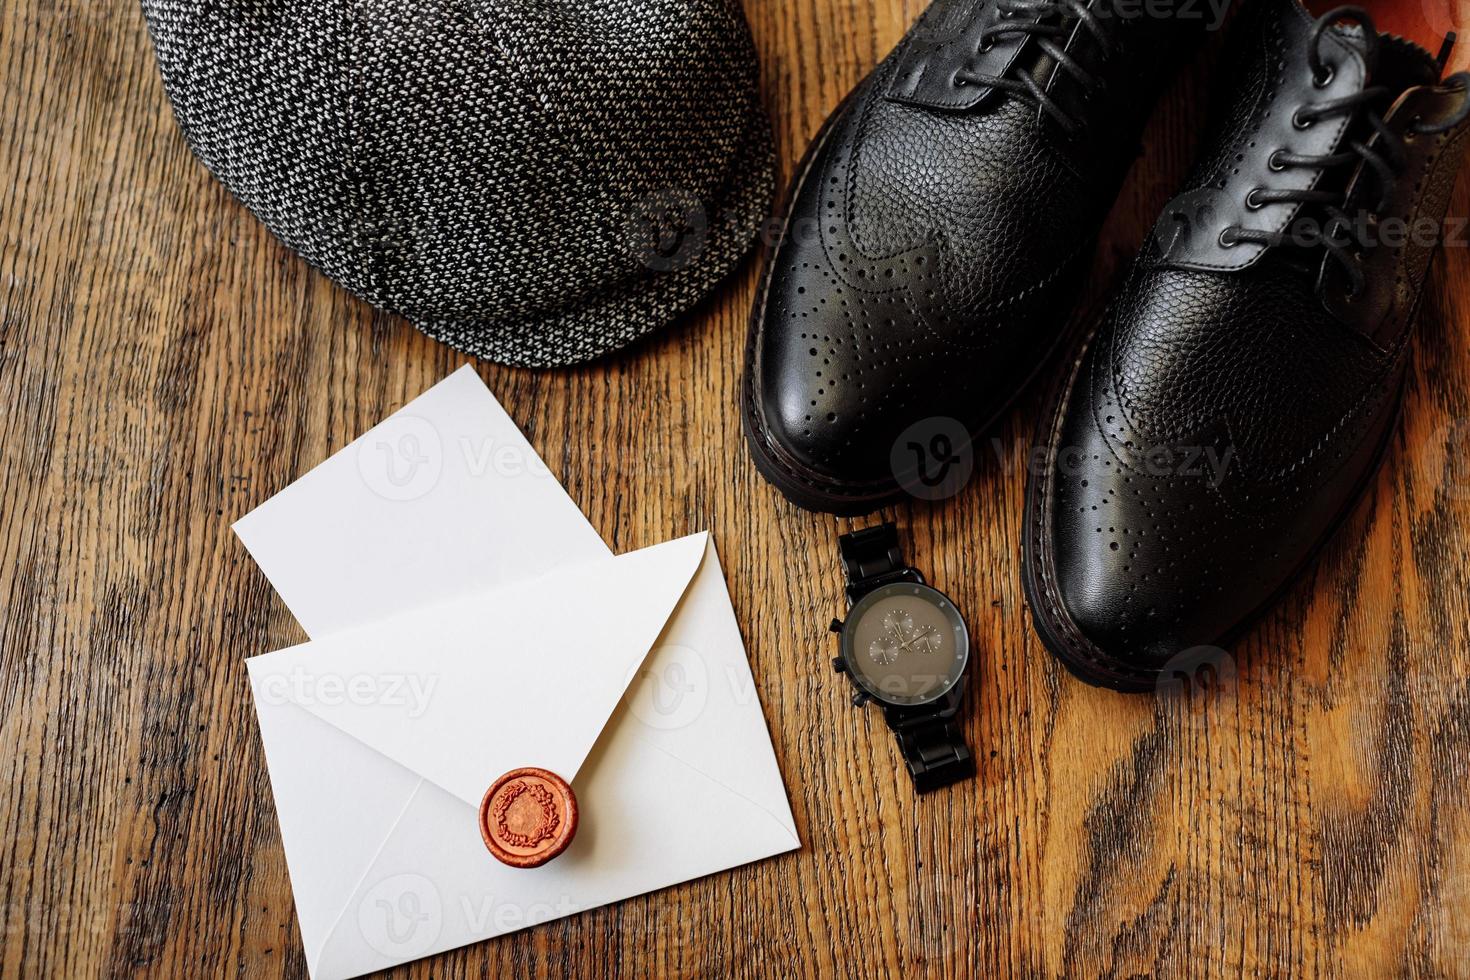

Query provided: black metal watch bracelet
[837,523,976,794]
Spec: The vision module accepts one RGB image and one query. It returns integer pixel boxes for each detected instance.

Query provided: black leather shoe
[1023,0,1470,691]
[743,0,1210,514]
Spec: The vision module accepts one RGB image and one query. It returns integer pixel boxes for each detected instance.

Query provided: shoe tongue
[1266,20,1446,278]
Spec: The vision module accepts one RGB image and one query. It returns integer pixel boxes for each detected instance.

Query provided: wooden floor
[5,1,1470,977]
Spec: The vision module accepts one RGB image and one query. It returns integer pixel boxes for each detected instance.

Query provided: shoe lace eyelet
[1245,189,1266,211]
[1292,109,1315,130]
[1219,228,1241,248]
[1268,149,1289,171]
[1312,65,1335,89]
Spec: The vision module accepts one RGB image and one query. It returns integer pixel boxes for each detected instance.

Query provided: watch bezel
[841,582,971,707]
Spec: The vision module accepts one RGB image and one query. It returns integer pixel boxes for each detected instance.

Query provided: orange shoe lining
[1302,0,1468,72]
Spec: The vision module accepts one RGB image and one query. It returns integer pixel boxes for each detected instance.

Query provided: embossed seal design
[492,780,560,848]
[478,767,578,869]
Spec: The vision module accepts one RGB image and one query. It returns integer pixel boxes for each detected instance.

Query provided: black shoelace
[1221,7,1470,298]
[952,0,1114,134]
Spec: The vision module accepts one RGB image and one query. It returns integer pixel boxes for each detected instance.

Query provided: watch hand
[904,629,938,653]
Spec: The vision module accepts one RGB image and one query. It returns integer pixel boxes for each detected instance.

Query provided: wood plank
[2,0,1469,976]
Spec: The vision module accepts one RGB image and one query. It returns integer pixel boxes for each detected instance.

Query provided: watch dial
[842,583,969,706]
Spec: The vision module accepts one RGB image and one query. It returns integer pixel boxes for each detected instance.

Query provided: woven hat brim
[406,104,776,369]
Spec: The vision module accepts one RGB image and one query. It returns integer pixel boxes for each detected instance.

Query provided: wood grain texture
[4,0,1470,976]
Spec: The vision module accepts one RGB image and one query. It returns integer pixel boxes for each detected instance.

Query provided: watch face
[842,583,970,707]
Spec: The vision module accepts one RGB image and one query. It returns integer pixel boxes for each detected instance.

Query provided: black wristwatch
[829,523,975,794]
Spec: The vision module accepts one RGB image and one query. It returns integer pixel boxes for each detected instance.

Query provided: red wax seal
[479,768,578,868]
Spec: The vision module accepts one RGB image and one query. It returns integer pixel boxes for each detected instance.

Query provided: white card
[234,366,609,635]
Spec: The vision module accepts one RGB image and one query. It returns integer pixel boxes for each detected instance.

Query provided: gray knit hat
[141,0,774,368]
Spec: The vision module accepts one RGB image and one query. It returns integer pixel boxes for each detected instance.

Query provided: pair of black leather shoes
[744,0,1470,690]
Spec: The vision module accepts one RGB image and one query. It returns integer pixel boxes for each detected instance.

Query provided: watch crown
[850,691,871,708]
[832,657,848,674]
[828,618,845,634]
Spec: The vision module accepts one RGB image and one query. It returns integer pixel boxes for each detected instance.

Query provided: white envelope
[235,368,799,979]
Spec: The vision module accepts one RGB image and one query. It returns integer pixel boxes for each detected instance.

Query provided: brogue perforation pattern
[745,3,1204,505]
[1023,0,1470,687]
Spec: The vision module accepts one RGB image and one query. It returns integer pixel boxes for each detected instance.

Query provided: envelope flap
[246,534,709,808]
